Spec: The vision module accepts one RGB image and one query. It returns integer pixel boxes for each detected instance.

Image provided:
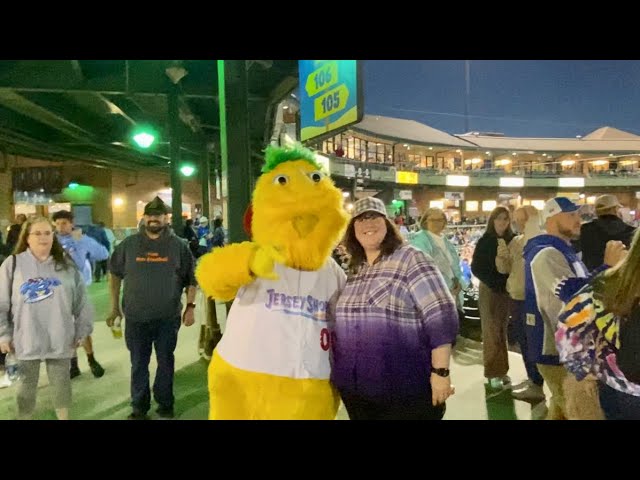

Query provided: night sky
[364,60,640,138]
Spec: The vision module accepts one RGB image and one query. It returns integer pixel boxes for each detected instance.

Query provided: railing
[330,156,640,178]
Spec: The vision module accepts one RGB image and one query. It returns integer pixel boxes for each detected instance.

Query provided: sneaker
[0,372,12,389]
[511,379,533,392]
[127,411,150,420]
[511,384,546,402]
[88,359,105,378]
[156,407,175,419]
[70,365,81,379]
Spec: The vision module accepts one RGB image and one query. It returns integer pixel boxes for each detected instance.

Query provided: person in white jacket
[0,217,93,420]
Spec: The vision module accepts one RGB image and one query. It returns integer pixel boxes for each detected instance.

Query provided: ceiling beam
[0,89,95,141]
[94,94,137,125]
[0,85,266,101]
[0,118,170,170]
[70,60,85,82]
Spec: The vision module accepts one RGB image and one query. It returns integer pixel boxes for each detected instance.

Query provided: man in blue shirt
[52,210,109,379]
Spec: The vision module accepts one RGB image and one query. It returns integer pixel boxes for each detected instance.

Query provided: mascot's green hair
[261,144,322,173]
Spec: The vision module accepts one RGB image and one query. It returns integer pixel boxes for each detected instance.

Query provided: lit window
[482,200,497,212]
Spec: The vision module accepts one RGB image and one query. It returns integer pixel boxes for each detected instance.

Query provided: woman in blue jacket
[411,208,467,310]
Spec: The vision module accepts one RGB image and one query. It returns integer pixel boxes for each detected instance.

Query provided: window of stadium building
[367,142,391,163]
[324,135,392,164]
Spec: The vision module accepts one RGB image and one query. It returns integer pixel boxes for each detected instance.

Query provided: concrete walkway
[0,282,549,420]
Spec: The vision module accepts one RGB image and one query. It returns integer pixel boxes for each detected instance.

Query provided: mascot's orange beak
[292,214,319,238]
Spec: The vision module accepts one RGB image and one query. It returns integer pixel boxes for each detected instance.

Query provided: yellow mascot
[196,144,348,420]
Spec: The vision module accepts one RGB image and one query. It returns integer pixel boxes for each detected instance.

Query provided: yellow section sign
[313,85,349,122]
[305,62,339,97]
[299,60,362,143]
[396,171,418,184]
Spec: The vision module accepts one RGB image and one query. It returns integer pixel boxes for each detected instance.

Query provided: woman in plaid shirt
[330,197,459,420]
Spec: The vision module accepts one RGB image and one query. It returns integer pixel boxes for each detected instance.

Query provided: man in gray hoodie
[108,196,197,420]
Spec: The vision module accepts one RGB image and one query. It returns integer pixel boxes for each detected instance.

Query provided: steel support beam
[217,60,251,243]
[168,83,183,233]
[201,147,211,219]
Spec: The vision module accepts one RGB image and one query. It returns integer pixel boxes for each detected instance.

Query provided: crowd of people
[0,181,638,419]
[0,199,226,419]
[332,192,639,420]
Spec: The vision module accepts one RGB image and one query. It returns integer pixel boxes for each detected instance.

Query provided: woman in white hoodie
[0,217,93,420]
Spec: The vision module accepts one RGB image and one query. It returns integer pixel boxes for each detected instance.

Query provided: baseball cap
[352,197,388,218]
[541,197,580,223]
[595,194,622,211]
[199,216,209,225]
[144,196,171,215]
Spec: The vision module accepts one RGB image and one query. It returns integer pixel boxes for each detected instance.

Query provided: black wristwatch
[431,367,450,377]
[185,302,196,310]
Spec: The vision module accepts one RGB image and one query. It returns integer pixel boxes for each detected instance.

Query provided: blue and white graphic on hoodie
[20,277,62,303]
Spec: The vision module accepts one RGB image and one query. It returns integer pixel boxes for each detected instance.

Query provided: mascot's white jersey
[217,259,346,380]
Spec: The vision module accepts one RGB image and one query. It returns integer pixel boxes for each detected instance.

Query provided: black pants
[94,260,109,282]
[341,393,446,420]
[598,382,640,420]
[125,317,181,414]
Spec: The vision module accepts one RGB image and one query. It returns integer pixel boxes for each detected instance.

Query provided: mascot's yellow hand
[250,245,285,281]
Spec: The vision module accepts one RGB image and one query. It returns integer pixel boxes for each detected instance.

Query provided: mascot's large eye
[273,175,289,185]
[308,171,324,183]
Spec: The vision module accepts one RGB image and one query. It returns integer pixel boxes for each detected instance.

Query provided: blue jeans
[511,300,544,386]
[598,382,640,420]
[125,317,181,414]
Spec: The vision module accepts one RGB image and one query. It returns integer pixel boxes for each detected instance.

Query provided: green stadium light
[131,126,158,149]
[180,165,195,177]
[133,132,155,149]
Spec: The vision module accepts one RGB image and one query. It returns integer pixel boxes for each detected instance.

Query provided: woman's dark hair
[344,215,404,274]
[213,218,223,229]
[13,216,72,271]
[484,206,515,242]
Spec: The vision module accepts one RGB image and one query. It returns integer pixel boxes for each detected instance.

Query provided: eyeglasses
[356,212,383,222]
[29,231,53,237]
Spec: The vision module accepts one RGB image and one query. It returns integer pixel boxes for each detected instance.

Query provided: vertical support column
[464,60,471,133]
[217,60,251,243]
[168,83,182,233]
[201,146,211,219]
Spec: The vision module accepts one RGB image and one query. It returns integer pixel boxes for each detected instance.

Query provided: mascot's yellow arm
[195,242,258,302]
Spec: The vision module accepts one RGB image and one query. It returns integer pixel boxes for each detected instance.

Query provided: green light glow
[132,132,156,149]
[180,165,195,177]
